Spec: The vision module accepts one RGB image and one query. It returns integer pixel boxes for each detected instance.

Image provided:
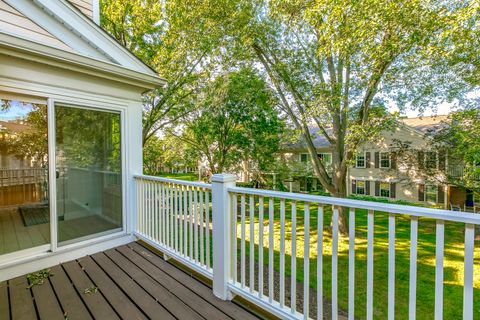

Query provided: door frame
[47,98,128,252]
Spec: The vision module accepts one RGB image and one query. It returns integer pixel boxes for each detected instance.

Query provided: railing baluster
[232,194,238,282]
[435,220,444,320]
[206,191,211,269]
[174,184,178,252]
[258,196,264,298]
[179,185,183,255]
[154,182,158,242]
[463,223,475,320]
[268,198,274,303]
[303,203,310,319]
[291,201,297,314]
[194,187,198,262]
[332,206,339,319]
[184,186,188,257]
[409,216,418,320]
[241,195,246,288]
[280,199,286,308]
[200,189,205,265]
[348,208,355,320]
[367,210,374,320]
[249,195,255,293]
[136,179,140,233]
[189,186,193,259]
[317,206,323,320]
[388,213,396,320]
[148,181,152,239]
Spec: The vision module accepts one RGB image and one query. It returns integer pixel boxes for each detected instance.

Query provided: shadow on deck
[0,242,264,320]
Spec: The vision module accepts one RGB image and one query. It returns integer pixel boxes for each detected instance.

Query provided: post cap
[211,173,237,183]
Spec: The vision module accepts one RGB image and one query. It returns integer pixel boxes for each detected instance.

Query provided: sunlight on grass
[234,199,480,319]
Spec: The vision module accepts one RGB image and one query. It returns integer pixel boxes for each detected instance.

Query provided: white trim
[92,0,100,24]
[0,234,134,281]
[356,151,367,168]
[380,152,391,169]
[47,98,58,252]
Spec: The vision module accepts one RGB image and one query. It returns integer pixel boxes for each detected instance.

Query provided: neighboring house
[281,115,479,210]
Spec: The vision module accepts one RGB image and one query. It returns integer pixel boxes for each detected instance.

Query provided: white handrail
[228,186,480,224]
[134,174,211,189]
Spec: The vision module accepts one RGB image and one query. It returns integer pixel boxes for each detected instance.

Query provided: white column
[211,173,237,300]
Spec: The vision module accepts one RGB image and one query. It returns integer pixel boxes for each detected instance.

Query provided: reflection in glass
[0,99,49,255]
[55,105,122,245]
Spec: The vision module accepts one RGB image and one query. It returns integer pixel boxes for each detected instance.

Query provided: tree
[101,0,228,145]
[183,0,476,233]
[174,69,282,177]
[143,135,200,176]
[432,109,480,194]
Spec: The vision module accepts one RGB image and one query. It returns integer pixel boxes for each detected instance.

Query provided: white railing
[134,174,480,320]
[135,175,213,279]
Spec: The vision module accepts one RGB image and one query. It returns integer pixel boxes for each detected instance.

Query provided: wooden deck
[0,242,263,320]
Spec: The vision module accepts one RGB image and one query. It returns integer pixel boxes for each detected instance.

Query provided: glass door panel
[55,105,122,245]
[0,99,49,255]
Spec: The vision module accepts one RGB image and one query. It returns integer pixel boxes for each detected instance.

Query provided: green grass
[158,172,198,181]
[237,200,480,319]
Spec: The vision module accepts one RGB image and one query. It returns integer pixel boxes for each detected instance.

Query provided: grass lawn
[235,200,480,319]
[158,172,198,181]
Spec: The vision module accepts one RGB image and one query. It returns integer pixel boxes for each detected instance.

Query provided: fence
[135,174,480,320]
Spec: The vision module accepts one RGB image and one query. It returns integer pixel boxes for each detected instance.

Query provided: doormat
[20,204,49,227]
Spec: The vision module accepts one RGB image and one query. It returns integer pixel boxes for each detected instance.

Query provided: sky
[0,101,33,121]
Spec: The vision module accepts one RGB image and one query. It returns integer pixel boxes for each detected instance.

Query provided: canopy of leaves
[176,69,283,175]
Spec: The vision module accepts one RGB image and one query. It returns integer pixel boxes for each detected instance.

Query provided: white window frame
[425,185,438,203]
[300,153,309,163]
[380,182,390,197]
[356,180,366,195]
[356,152,366,168]
[380,152,390,168]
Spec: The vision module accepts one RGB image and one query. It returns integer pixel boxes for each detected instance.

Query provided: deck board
[49,265,92,320]
[2,242,261,320]
[128,242,261,320]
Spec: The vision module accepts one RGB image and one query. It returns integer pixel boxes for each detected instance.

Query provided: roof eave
[0,33,165,91]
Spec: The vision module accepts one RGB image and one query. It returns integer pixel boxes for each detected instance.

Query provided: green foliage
[348,195,425,207]
[143,135,199,176]
[26,269,52,288]
[432,108,480,193]
[177,68,283,175]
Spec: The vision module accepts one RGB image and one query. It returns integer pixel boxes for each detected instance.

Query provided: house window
[380,152,390,168]
[318,153,332,164]
[380,182,390,197]
[425,152,437,169]
[425,185,438,202]
[356,180,366,195]
[356,152,366,168]
[300,153,308,163]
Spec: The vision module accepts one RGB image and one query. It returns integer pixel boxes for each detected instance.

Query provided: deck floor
[0,242,262,320]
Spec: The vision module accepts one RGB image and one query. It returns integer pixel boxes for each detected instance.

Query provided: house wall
[0,0,72,51]
[68,0,94,19]
[0,52,145,234]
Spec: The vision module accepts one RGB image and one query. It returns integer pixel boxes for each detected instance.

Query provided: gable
[68,0,94,20]
[0,1,72,52]
[0,0,156,76]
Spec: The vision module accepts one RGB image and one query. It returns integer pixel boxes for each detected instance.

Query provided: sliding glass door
[0,98,50,255]
[55,105,123,246]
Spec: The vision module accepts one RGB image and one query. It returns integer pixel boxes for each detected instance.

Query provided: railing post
[211,173,237,300]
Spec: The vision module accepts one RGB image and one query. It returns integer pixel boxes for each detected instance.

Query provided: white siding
[68,0,93,19]
[0,1,72,51]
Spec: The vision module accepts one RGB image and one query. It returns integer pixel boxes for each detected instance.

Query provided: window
[356,152,366,168]
[300,153,308,163]
[380,152,390,168]
[318,153,332,164]
[380,182,390,197]
[356,180,366,195]
[425,185,438,202]
[425,152,437,169]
